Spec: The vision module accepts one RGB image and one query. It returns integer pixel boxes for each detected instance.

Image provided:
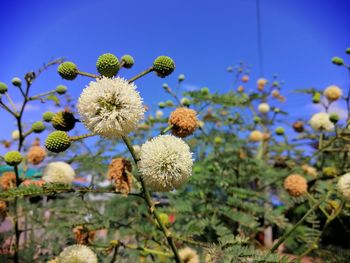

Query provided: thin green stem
[70,133,97,142]
[160,125,173,135]
[5,92,18,113]
[28,90,56,101]
[77,70,100,79]
[128,67,154,83]
[122,135,182,263]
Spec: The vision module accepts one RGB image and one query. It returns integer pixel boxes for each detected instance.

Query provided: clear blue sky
[1,0,350,146]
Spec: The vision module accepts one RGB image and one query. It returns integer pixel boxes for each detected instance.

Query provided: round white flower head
[337,173,350,201]
[179,247,200,263]
[138,135,193,191]
[309,112,334,132]
[258,103,270,113]
[42,161,75,184]
[77,77,145,138]
[156,110,164,119]
[11,130,20,140]
[57,245,97,263]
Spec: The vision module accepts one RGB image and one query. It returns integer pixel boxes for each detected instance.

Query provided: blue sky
[0,0,350,148]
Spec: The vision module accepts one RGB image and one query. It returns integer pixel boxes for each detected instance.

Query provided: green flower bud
[0,82,8,94]
[96,53,119,77]
[214,137,222,144]
[162,83,169,89]
[51,111,76,131]
[200,87,210,95]
[4,151,23,166]
[158,213,170,226]
[165,100,174,107]
[178,74,185,82]
[275,127,285,135]
[180,97,191,106]
[346,48,350,55]
[329,113,339,123]
[58,62,78,80]
[45,131,71,153]
[253,116,261,123]
[272,81,279,87]
[56,85,68,95]
[274,108,280,113]
[158,102,166,108]
[42,111,55,122]
[153,56,175,78]
[312,92,321,103]
[227,67,233,72]
[322,166,337,177]
[11,77,21,87]
[121,55,134,69]
[332,56,344,66]
[31,121,46,133]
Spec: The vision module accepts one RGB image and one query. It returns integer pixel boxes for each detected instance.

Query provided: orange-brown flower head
[301,164,317,177]
[249,130,264,142]
[293,121,304,133]
[284,174,308,197]
[107,158,133,195]
[257,78,267,91]
[27,146,47,165]
[237,86,244,93]
[3,140,11,148]
[324,85,342,102]
[169,107,198,138]
[73,225,96,245]
[271,90,280,98]
[0,172,16,190]
[241,75,249,83]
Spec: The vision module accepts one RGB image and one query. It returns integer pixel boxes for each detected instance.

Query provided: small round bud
[165,100,174,107]
[58,62,78,80]
[42,111,55,122]
[346,48,350,55]
[51,111,76,131]
[4,151,23,166]
[272,81,279,87]
[31,121,46,133]
[258,103,270,113]
[11,77,21,87]
[0,82,8,94]
[214,137,222,144]
[178,74,185,82]
[158,102,166,109]
[275,127,285,135]
[96,53,119,78]
[249,130,264,142]
[312,92,321,103]
[237,86,244,93]
[257,78,267,91]
[153,56,175,78]
[241,75,249,83]
[180,97,191,106]
[45,131,71,153]
[121,55,134,69]
[227,67,233,72]
[323,166,337,177]
[332,56,344,66]
[293,121,304,133]
[158,213,170,226]
[200,87,210,95]
[11,130,20,140]
[272,90,279,98]
[329,113,339,123]
[253,116,261,123]
[155,110,163,119]
[56,85,68,95]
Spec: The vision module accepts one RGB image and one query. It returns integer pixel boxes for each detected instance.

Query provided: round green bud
[51,111,76,131]
[42,111,55,122]
[0,82,8,94]
[45,131,71,153]
[31,121,46,133]
[253,116,261,123]
[4,151,23,166]
[55,85,68,95]
[274,108,280,113]
[214,137,222,144]
[162,83,169,89]
[332,57,344,66]
[121,55,134,69]
[58,62,78,80]
[272,81,279,87]
[200,87,210,95]
[312,92,321,103]
[346,48,350,55]
[275,127,285,135]
[178,74,185,82]
[96,53,119,77]
[329,113,339,123]
[153,56,175,78]
[158,102,166,109]
[322,166,337,177]
[165,100,174,107]
[227,67,233,72]
[158,213,170,226]
[11,77,21,87]
[180,97,191,106]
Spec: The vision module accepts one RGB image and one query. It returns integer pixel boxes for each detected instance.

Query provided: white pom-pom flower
[77,77,145,138]
[309,112,334,132]
[58,245,97,263]
[337,173,350,201]
[42,161,75,184]
[179,247,200,263]
[138,135,193,191]
[11,130,20,140]
[258,103,270,113]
